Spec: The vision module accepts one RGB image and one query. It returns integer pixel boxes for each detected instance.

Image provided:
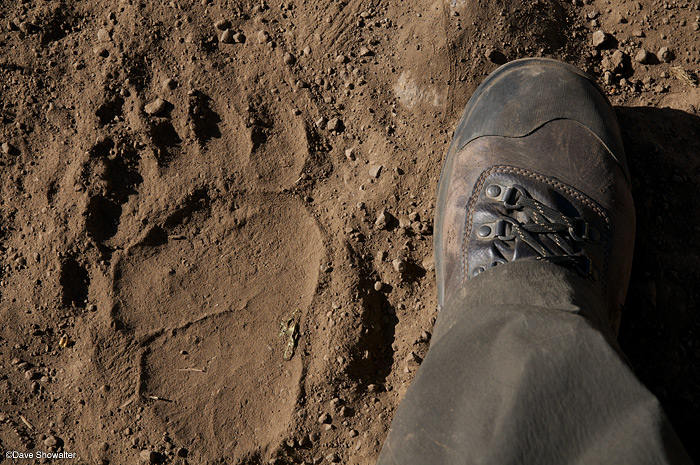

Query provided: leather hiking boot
[434,58,635,334]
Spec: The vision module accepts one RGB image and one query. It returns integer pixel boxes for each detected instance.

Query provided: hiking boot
[434,58,635,334]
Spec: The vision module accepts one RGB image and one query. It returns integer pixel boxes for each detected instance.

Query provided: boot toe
[452,58,628,180]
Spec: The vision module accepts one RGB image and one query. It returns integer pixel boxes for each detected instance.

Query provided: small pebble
[258,30,270,43]
[374,281,383,292]
[214,19,231,30]
[359,47,373,57]
[1,142,11,154]
[635,49,649,64]
[233,32,245,43]
[369,164,382,178]
[144,98,166,115]
[318,413,331,424]
[283,52,296,65]
[94,46,109,57]
[345,148,356,161]
[315,116,327,129]
[592,30,609,48]
[220,29,233,44]
[97,28,111,42]
[392,259,406,273]
[374,210,390,229]
[163,78,177,90]
[327,117,342,132]
[658,47,674,62]
[610,50,626,72]
[139,450,158,463]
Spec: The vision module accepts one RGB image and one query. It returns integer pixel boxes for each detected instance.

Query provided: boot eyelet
[485,184,501,198]
[472,266,485,277]
[477,225,492,238]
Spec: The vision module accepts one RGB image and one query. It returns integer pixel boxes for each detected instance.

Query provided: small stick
[175,368,205,372]
[19,414,34,430]
[120,398,135,409]
[147,395,173,402]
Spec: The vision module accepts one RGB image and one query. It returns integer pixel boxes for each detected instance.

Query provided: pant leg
[377,260,691,465]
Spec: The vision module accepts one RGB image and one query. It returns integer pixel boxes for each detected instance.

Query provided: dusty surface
[1,0,699,463]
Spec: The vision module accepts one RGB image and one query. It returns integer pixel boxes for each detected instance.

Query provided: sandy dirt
[1,0,699,463]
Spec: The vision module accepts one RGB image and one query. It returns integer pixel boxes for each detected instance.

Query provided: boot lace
[476,184,599,277]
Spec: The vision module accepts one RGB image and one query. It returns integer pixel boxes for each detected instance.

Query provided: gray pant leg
[378,261,691,465]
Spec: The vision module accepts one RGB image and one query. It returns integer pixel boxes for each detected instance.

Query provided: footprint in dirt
[245,101,310,190]
[112,193,324,461]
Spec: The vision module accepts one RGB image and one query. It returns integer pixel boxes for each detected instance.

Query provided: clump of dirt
[1,0,699,463]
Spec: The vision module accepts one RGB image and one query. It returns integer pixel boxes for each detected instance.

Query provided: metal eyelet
[475,220,514,241]
[485,184,502,198]
[477,225,492,238]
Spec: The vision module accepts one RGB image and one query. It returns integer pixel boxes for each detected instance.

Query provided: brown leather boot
[434,58,635,334]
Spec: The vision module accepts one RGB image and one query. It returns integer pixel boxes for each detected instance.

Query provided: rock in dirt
[214,19,231,30]
[283,52,296,65]
[635,49,649,64]
[327,117,343,132]
[144,98,166,115]
[374,209,392,229]
[392,259,406,273]
[220,29,234,44]
[258,30,270,43]
[233,32,246,43]
[658,47,674,62]
[94,46,109,57]
[610,50,627,73]
[591,30,609,48]
[369,165,382,179]
[97,28,111,42]
[139,450,159,463]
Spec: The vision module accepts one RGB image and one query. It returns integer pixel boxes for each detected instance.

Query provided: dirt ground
[1,0,699,463]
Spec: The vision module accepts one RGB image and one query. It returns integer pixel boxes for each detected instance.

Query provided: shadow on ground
[616,106,700,463]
